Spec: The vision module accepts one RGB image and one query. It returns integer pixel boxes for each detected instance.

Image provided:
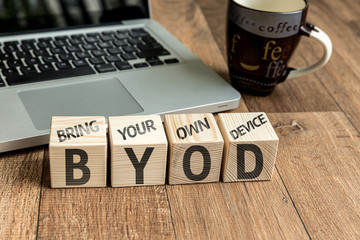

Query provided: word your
[57,120,99,143]
[176,117,210,140]
[230,114,267,140]
[117,119,156,140]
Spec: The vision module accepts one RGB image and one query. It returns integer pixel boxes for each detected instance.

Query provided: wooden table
[1,0,359,239]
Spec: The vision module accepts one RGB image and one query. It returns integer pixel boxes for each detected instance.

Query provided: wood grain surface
[0,0,359,239]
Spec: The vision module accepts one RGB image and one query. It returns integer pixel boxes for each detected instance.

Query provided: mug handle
[287,22,332,79]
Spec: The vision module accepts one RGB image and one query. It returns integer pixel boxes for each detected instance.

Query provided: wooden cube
[49,116,107,188]
[108,115,168,187]
[164,113,224,185]
[217,112,279,182]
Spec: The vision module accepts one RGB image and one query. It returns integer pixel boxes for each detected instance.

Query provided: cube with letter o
[164,113,224,185]
[49,116,107,188]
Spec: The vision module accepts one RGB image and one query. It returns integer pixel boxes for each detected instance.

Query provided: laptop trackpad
[18,78,144,130]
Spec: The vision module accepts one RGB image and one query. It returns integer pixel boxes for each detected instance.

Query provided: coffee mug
[227,0,332,95]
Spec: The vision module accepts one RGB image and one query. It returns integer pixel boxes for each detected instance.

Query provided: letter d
[237,144,263,179]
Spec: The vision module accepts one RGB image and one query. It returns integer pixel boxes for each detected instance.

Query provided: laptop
[0,0,240,153]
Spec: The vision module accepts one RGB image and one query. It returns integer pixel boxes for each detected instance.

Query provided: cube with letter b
[164,113,224,185]
[49,116,107,188]
[217,112,279,182]
[108,115,168,187]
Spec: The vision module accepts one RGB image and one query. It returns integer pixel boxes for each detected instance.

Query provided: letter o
[176,127,187,139]
[127,125,137,138]
[183,145,211,181]
[268,26,274,32]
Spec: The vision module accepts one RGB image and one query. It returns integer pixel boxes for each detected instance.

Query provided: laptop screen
[0,0,149,35]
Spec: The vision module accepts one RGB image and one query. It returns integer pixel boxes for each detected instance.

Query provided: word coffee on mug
[227,0,332,95]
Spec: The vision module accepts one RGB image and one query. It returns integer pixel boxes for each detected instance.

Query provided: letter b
[65,149,90,185]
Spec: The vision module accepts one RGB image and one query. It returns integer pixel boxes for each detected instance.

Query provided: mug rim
[231,0,309,15]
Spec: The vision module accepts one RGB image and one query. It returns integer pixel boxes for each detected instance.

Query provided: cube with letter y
[217,112,279,182]
[108,115,168,187]
[49,116,107,188]
[164,113,224,185]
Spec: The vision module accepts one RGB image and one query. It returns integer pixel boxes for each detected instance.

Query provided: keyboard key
[33,49,48,56]
[137,49,170,58]
[38,37,53,42]
[115,33,128,40]
[6,66,96,86]
[55,36,69,41]
[0,53,15,60]
[37,41,52,49]
[73,59,89,67]
[83,44,97,50]
[92,50,107,57]
[101,35,114,41]
[38,63,55,72]
[59,54,75,61]
[98,42,113,48]
[67,45,82,52]
[148,60,164,66]
[7,59,24,68]
[113,40,128,47]
[107,48,122,55]
[21,66,38,74]
[70,38,83,45]
[115,61,132,70]
[95,63,116,73]
[85,36,99,43]
[132,28,147,33]
[105,55,121,62]
[21,43,36,51]
[128,38,142,45]
[50,48,66,55]
[142,36,157,44]
[145,56,160,62]
[134,62,148,68]
[123,46,136,53]
[89,57,105,65]
[121,53,136,61]
[4,41,19,46]
[76,52,91,59]
[3,68,19,77]
[25,58,41,66]
[130,31,149,38]
[86,32,100,38]
[56,61,72,69]
[137,43,162,51]
[71,34,84,40]
[72,59,89,67]
[4,45,19,53]
[165,58,180,64]
[102,31,115,36]
[42,56,58,63]
[54,39,69,47]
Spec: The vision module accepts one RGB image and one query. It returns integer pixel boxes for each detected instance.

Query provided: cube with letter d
[108,115,168,187]
[217,112,279,182]
[49,116,107,188]
[164,113,224,185]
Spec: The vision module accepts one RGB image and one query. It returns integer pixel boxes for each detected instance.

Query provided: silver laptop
[0,0,240,153]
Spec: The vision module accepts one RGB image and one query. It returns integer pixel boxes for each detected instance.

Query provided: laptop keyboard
[0,28,179,87]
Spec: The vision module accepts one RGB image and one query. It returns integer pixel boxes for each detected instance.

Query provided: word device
[49,113,279,188]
